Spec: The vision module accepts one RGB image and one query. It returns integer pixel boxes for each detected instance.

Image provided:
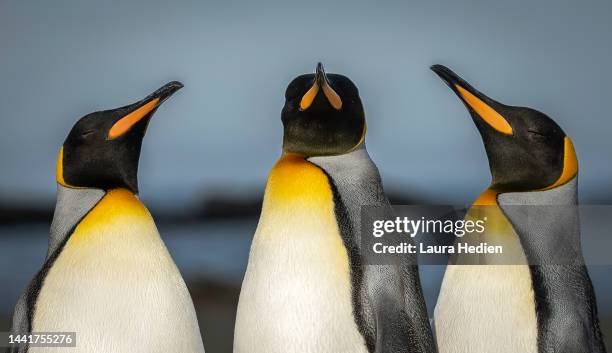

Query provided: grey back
[499,178,606,353]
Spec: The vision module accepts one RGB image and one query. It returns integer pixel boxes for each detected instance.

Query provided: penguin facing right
[234,63,435,353]
[431,64,605,353]
[8,82,206,353]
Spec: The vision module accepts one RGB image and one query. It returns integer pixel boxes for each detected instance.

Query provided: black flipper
[310,147,436,353]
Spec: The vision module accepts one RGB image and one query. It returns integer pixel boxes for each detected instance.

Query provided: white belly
[434,265,538,353]
[234,221,367,353]
[434,203,538,353]
[31,190,205,353]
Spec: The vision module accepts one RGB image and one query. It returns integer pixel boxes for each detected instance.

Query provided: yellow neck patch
[265,154,332,205]
[455,85,513,135]
[67,188,151,246]
[473,188,499,206]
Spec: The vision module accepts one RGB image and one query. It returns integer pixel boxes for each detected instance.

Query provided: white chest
[434,264,538,353]
[235,214,367,353]
[31,191,205,353]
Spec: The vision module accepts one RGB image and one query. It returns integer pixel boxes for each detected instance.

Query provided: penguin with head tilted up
[431,65,605,353]
[8,82,206,353]
[233,63,436,353]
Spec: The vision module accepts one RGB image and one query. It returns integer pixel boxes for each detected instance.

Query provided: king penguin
[8,82,206,353]
[233,63,436,353]
[431,65,605,353]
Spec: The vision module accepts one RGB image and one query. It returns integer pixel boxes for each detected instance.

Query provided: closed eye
[528,130,551,138]
[81,130,96,138]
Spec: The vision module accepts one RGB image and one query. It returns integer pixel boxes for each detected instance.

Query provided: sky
[1,0,611,209]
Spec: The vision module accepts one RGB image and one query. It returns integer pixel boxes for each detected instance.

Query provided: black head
[281,63,366,156]
[431,65,577,192]
[57,81,183,194]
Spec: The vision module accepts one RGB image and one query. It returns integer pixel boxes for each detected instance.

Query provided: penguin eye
[80,130,96,139]
[527,130,551,139]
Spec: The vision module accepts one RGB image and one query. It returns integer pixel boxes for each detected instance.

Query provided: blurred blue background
[1,0,611,351]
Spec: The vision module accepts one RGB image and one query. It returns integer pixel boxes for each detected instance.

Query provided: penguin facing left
[8,82,206,353]
[234,63,435,353]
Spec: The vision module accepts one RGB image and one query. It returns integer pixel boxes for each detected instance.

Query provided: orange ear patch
[455,85,513,135]
[547,137,578,189]
[56,146,67,186]
[108,98,159,140]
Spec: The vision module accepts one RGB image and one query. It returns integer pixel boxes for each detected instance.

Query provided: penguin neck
[473,175,578,206]
[307,143,381,192]
[307,142,371,166]
[497,176,582,267]
[474,176,578,207]
[48,184,106,258]
[280,141,368,159]
[495,176,578,207]
[473,188,500,206]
